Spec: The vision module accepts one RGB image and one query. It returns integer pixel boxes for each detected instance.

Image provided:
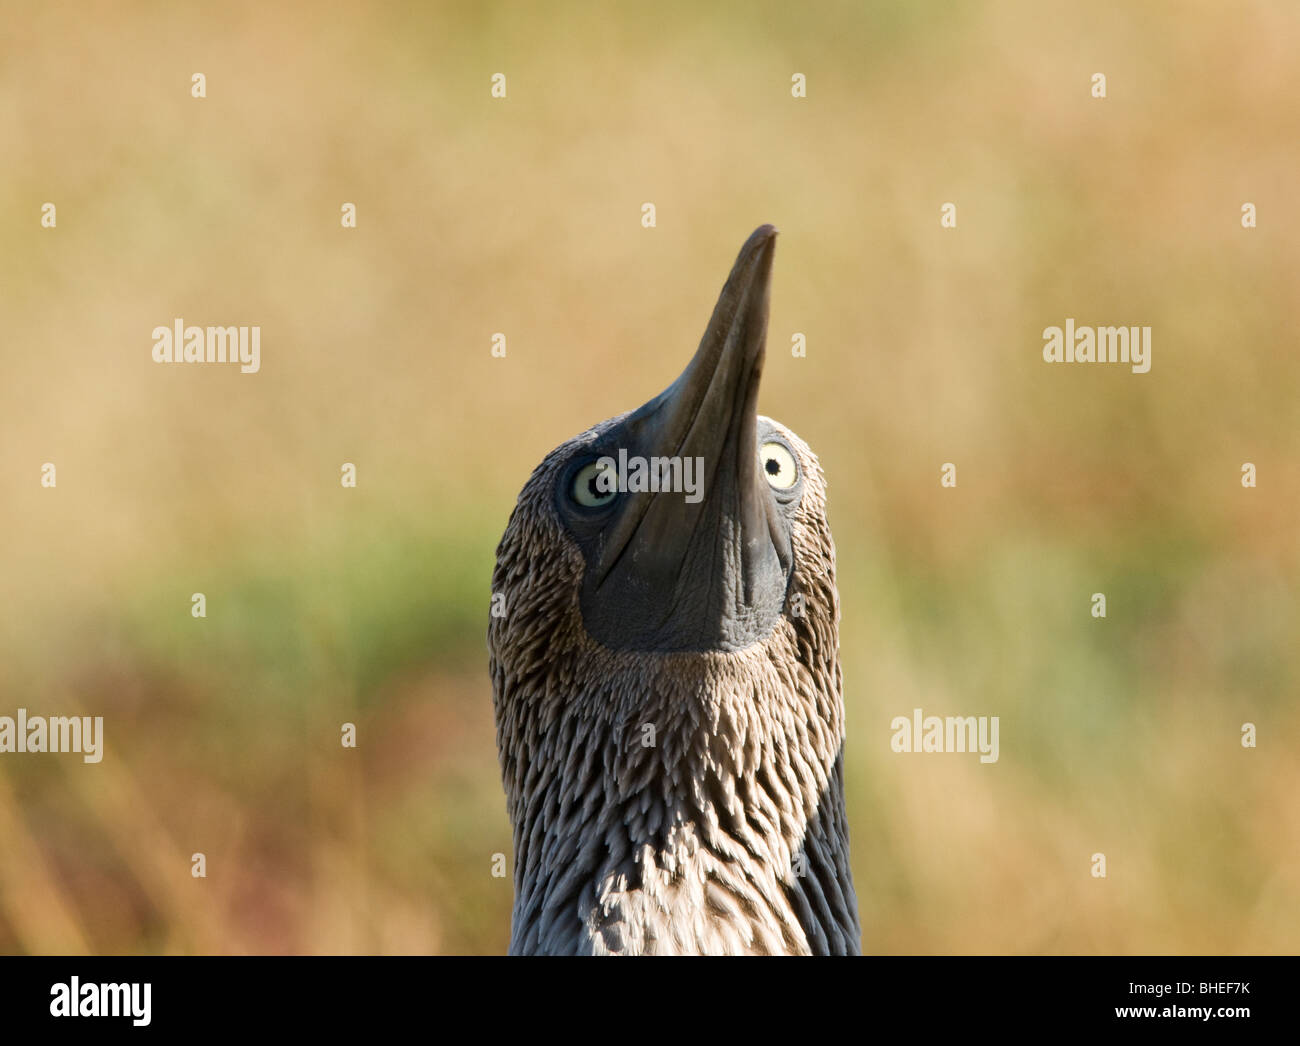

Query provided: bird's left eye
[760,442,798,489]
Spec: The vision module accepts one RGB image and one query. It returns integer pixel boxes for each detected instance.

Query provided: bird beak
[580,225,793,653]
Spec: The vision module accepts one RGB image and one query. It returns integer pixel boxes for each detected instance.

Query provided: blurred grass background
[1,0,1297,954]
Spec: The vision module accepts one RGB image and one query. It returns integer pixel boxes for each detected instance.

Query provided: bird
[488,225,860,955]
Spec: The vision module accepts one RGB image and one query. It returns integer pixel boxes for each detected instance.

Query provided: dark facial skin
[553,225,799,653]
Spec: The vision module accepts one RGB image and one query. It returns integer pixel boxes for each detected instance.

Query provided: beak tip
[745,225,778,280]
[731,225,778,295]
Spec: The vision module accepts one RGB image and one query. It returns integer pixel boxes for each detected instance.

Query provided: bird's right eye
[571,459,618,508]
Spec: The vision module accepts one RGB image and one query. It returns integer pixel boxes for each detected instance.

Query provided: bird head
[491,225,836,661]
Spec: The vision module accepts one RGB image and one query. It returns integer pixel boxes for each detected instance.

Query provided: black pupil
[765,457,781,475]
[586,470,610,499]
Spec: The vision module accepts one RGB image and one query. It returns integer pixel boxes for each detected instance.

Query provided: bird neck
[495,639,861,955]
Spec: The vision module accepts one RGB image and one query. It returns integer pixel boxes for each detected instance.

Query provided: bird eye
[571,459,619,507]
[760,442,798,489]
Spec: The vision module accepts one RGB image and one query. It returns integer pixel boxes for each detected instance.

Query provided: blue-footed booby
[489,226,860,955]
